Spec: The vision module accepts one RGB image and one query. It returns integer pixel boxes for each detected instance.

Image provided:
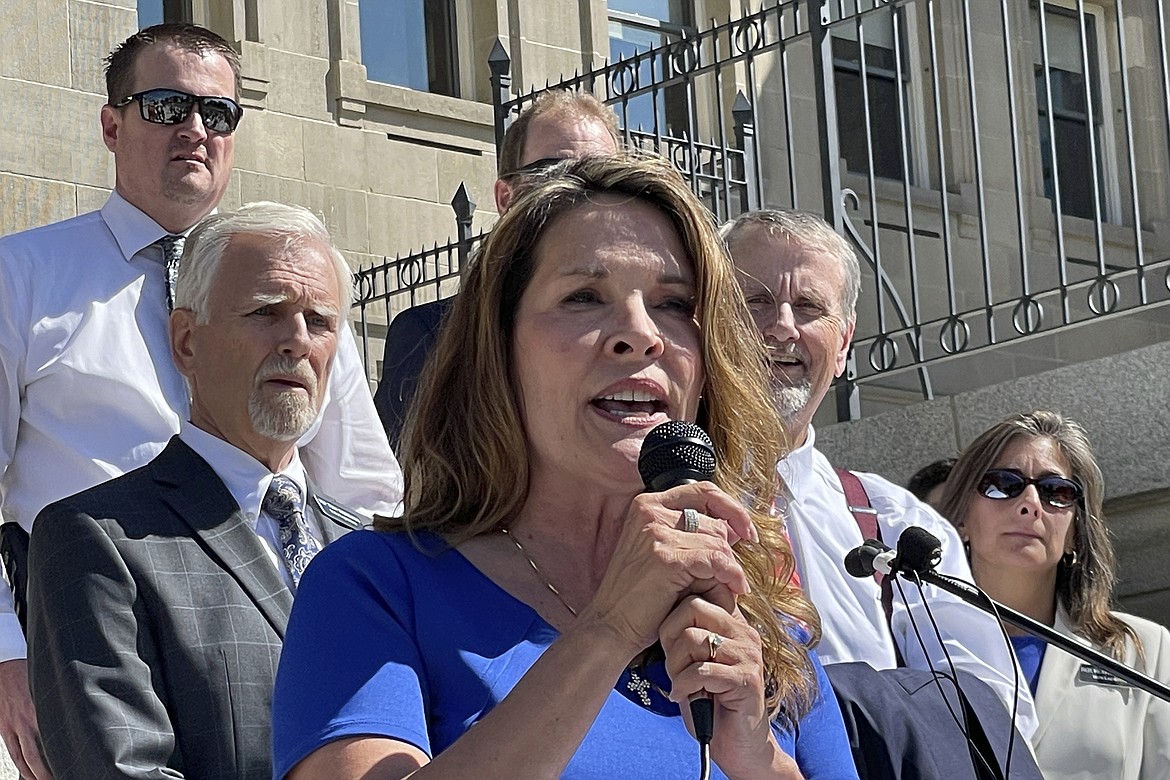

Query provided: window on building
[607,0,695,138]
[360,0,459,98]
[832,10,910,180]
[137,0,191,27]
[1032,3,1107,220]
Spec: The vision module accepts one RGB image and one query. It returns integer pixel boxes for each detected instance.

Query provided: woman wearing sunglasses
[937,410,1169,780]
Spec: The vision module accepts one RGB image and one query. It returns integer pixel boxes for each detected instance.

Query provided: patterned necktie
[157,235,184,311]
[262,475,323,589]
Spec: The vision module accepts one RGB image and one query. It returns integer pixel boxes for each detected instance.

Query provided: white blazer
[1031,609,1170,779]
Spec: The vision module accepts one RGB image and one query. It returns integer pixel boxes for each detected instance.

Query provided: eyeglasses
[977,469,1083,508]
[500,157,569,179]
[113,88,243,134]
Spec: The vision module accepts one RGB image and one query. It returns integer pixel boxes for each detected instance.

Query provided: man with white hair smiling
[723,208,1039,741]
[26,202,365,780]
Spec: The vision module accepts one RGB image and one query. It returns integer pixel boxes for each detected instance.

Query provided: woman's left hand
[660,596,802,779]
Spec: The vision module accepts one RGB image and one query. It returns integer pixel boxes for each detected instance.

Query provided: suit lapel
[307,481,366,544]
[151,437,294,638]
[1030,609,1085,749]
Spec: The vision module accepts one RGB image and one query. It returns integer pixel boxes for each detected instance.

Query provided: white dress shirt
[782,426,1039,739]
[178,421,322,590]
[0,192,403,660]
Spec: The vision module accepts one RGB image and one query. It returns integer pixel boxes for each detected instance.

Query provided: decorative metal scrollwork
[1087,276,1120,315]
[732,18,765,55]
[397,256,425,289]
[939,315,970,354]
[669,38,700,77]
[669,140,693,173]
[868,335,899,371]
[609,59,640,97]
[353,271,377,305]
[1011,296,1043,335]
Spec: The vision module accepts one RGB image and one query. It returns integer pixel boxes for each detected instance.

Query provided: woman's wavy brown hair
[938,410,1141,661]
[379,152,819,723]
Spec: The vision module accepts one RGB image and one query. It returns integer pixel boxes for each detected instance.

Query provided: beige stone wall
[817,339,1170,627]
[3,0,624,381]
[1,0,625,256]
[731,0,1170,421]
[2,0,501,264]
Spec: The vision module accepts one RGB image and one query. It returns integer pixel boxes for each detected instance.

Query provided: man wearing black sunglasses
[372,90,621,450]
[723,209,1041,752]
[0,23,402,779]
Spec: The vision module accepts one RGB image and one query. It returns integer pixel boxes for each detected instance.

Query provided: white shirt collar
[779,424,817,489]
[177,421,307,529]
[100,191,172,263]
[100,191,214,263]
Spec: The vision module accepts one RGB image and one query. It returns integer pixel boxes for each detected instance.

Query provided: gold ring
[708,632,724,661]
[682,508,700,533]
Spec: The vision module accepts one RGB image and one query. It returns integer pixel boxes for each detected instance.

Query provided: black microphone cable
[928,570,1026,780]
[893,567,975,746]
[896,573,1007,780]
[890,573,977,749]
[875,532,975,751]
[851,533,1010,780]
[983,591,1020,780]
[861,547,982,771]
[898,526,1021,779]
[896,527,1020,780]
[896,529,992,762]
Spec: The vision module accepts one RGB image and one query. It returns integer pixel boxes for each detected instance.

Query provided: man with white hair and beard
[26,202,365,780]
[723,209,1039,742]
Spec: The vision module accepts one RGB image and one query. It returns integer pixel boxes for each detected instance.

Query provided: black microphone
[637,421,717,748]
[843,539,894,577]
[843,528,944,579]
[897,526,943,575]
[638,420,716,490]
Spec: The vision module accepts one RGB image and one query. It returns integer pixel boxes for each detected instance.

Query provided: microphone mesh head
[896,527,943,574]
[844,540,886,578]
[843,547,873,578]
[637,421,716,492]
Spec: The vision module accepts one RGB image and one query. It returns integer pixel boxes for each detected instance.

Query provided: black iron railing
[351,184,483,378]
[354,0,1170,419]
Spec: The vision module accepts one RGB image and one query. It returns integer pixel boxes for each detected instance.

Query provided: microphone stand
[903,568,1170,703]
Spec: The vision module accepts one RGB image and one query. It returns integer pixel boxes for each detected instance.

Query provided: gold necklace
[500,529,672,706]
[501,528,577,617]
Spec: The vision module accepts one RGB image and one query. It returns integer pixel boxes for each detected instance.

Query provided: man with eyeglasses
[0,24,401,779]
[722,209,1042,760]
[372,90,620,450]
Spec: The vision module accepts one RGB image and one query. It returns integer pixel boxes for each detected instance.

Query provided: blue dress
[272,530,859,779]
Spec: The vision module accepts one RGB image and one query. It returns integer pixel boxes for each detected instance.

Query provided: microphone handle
[690,696,714,743]
[649,474,715,743]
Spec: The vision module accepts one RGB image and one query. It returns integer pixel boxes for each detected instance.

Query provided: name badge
[1077,663,1130,688]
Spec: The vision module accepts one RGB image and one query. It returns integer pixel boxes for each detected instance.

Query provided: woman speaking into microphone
[271,153,857,779]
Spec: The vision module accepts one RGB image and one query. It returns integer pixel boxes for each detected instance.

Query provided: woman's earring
[957,525,971,559]
[1062,549,1078,567]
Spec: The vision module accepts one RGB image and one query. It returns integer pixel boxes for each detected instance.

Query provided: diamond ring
[708,632,724,661]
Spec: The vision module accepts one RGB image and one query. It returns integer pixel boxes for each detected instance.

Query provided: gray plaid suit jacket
[26,436,363,780]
